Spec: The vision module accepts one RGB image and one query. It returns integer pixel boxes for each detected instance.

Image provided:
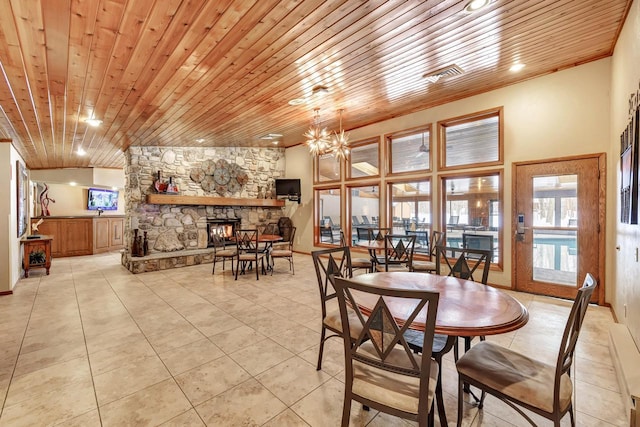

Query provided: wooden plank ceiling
[0,0,631,170]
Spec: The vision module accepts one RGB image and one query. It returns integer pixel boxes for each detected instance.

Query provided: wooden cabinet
[21,236,53,277]
[93,216,124,253]
[31,216,124,257]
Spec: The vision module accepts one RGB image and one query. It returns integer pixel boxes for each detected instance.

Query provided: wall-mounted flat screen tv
[88,188,119,211]
[275,179,301,203]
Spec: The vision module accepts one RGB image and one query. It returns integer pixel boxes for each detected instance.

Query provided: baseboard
[609,323,640,426]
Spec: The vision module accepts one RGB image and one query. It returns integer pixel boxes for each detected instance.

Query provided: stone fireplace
[121,146,287,273]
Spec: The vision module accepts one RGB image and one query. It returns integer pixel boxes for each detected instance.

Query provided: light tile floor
[0,252,627,426]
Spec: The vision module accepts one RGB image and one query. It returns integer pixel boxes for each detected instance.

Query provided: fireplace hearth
[207,218,240,247]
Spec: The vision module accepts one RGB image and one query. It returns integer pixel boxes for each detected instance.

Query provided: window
[438,108,503,170]
[316,188,342,246]
[349,185,380,243]
[441,173,502,265]
[348,138,380,179]
[315,152,341,183]
[387,127,431,174]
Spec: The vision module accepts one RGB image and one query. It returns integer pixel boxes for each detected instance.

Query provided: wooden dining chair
[375,234,416,272]
[211,233,236,275]
[270,226,295,275]
[340,230,372,274]
[435,245,492,360]
[410,230,446,273]
[311,246,362,371]
[234,229,266,280]
[334,276,440,427]
[456,273,597,427]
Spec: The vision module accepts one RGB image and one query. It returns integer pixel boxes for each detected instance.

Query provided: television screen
[275,179,301,197]
[88,188,119,211]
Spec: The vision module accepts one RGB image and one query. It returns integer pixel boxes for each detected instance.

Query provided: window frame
[385,125,432,176]
[437,107,504,171]
[439,169,504,270]
[314,186,342,247]
[313,152,342,184]
[346,137,382,181]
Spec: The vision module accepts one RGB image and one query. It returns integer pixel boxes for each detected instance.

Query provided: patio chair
[334,276,440,427]
[340,230,372,274]
[456,273,597,427]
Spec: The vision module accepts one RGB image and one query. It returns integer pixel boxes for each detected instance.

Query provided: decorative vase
[143,231,149,256]
[132,229,140,256]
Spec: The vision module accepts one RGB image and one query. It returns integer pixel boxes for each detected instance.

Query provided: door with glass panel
[514,157,602,302]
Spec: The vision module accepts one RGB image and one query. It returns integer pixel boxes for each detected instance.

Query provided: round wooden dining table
[348,271,528,336]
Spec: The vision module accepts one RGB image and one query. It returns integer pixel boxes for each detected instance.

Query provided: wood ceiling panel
[0,0,631,169]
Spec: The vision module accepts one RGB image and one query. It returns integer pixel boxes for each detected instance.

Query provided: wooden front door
[513,155,604,303]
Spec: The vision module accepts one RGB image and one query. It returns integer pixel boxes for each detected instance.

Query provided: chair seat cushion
[351,257,372,267]
[375,264,409,272]
[216,249,236,257]
[352,342,438,414]
[271,249,292,257]
[411,260,436,271]
[238,253,265,261]
[456,341,572,414]
[324,305,363,340]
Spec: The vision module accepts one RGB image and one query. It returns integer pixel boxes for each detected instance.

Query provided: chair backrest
[361,215,371,224]
[462,233,494,259]
[311,246,353,320]
[435,245,491,284]
[447,215,459,225]
[323,216,334,227]
[369,227,390,241]
[334,276,439,419]
[235,229,260,253]
[261,222,279,235]
[285,226,296,249]
[429,231,446,258]
[381,234,416,271]
[553,273,597,405]
[352,216,361,226]
[210,232,226,251]
[355,227,371,241]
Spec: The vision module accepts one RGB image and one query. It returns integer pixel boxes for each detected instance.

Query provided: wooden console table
[21,235,53,277]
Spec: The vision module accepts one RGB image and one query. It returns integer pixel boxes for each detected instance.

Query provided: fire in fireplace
[207,218,240,247]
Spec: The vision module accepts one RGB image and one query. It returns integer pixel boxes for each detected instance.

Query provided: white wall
[32,183,125,217]
[610,0,640,343]
[288,58,612,292]
[0,143,27,293]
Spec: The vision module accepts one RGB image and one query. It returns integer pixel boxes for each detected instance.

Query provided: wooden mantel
[146,194,285,207]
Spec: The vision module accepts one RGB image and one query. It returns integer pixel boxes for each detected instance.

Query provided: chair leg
[212,258,216,274]
[255,260,259,280]
[316,327,327,370]
[341,393,351,427]
[457,377,465,427]
[235,259,240,280]
[435,357,447,427]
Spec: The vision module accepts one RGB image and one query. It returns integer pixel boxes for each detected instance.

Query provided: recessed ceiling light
[260,133,283,140]
[77,148,86,156]
[509,63,526,72]
[463,0,491,13]
[195,138,205,143]
[69,182,77,186]
[288,98,307,106]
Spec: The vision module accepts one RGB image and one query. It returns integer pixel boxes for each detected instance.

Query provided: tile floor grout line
[0,275,42,419]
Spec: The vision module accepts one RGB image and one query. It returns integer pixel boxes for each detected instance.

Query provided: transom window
[387,127,431,174]
[438,108,503,170]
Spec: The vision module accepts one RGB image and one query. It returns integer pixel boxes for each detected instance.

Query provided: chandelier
[304,108,330,156]
[305,108,350,160]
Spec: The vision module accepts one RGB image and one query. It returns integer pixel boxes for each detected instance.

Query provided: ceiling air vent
[423,64,464,83]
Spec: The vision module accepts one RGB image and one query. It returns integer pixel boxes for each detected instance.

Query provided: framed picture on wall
[16,160,28,237]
